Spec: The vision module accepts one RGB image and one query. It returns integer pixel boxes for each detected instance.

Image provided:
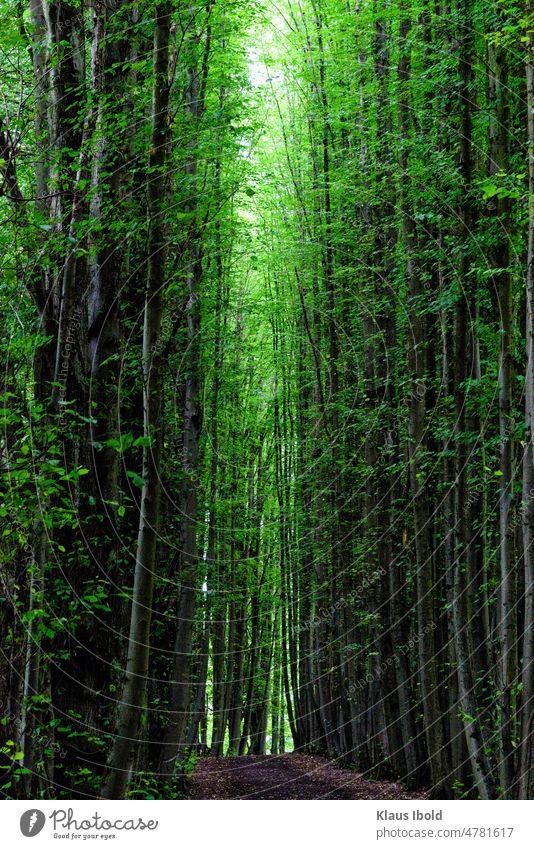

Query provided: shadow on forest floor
[188,752,429,800]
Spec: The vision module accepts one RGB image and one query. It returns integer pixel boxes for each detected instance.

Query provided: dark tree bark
[101,4,171,799]
[520,0,534,801]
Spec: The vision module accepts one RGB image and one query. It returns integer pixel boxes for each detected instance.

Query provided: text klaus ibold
[377,810,443,821]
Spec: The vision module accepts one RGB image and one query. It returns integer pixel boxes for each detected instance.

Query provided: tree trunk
[101,4,171,799]
[520,0,534,800]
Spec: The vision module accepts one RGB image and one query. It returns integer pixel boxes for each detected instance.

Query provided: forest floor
[188,752,428,800]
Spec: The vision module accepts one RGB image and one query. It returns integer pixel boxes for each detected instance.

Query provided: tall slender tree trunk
[488,29,516,795]
[398,2,447,795]
[520,0,534,800]
[101,4,171,799]
[160,4,212,768]
[451,0,496,799]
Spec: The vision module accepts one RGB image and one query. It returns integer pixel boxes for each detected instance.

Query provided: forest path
[188,752,428,800]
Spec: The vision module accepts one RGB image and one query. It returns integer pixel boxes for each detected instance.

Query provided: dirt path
[189,752,428,800]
